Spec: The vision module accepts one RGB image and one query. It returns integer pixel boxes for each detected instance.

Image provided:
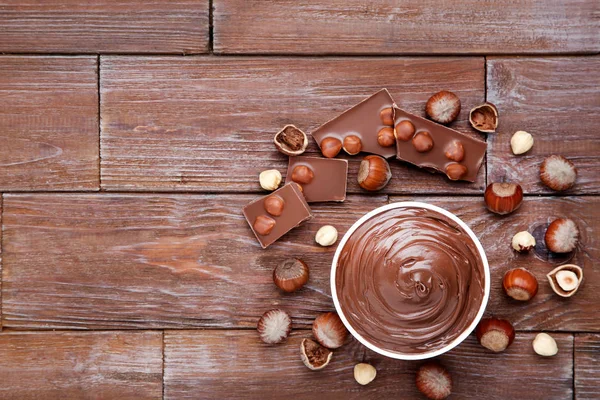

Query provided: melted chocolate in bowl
[334,205,487,357]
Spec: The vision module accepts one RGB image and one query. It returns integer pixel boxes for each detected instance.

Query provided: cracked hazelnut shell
[300,338,332,370]
[274,125,308,156]
[273,258,309,293]
[547,264,583,297]
[358,155,391,192]
[469,103,498,133]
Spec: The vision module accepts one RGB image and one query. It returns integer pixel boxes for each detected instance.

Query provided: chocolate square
[285,156,348,202]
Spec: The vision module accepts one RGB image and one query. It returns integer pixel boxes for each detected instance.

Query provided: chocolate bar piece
[311,89,397,159]
[243,183,312,248]
[285,156,348,203]
[394,107,486,182]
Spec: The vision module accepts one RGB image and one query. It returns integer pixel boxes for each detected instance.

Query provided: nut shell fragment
[300,338,332,370]
[274,125,308,156]
[547,264,583,298]
[469,103,498,133]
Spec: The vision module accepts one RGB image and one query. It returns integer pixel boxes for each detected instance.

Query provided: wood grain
[0,331,162,399]
[101,56,485,193]
[214,0,600,55]
[575,334,600,400]
[165,330,573,400]
[1,193,387,329]
[0,56,99,190]
[389,196,600,332]
[487,57,600,194]
[0,0,208,54]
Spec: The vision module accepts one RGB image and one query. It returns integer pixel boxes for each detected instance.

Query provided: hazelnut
[257,309,292,344]
[379,107,394,126]
[315,225,338,247]
[544,218,579,253]
[394,120,415,141]
[354,363,376,385]
[484,182,523,215]
[444,140,464,162]
[532,333,558,357]
[273,258,309,293]
[511,231,536,252]
[425,90,461,124]
[320,137,342,158]
[510,131,534,155]
[300,338,332,370]
[445,163,468,181]
[358,155,392,191]
[416,362,452,400]
[342,135,362,155]
[291,165,314,185]
[253,215,276,236]
[259,169,282,191]
[312,312,348,349]
[273,125,308,156]
[412,131,434,153]
[377,127,396,147]
[503,268,538,301]
[540,155,577,191]
[469,103,498,133]
[547,264,583,297]
[476,317,516,352]
[264,195,285,216]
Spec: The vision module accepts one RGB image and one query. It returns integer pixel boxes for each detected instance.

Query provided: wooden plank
[487,57,600,194]
[389,196,600,332]
[165,330,573,400]
[0,56,99,190]
[101,56,485,193]
[0,331,162,399]
[0,0,208,54]
[575,334,600,400]
[214,0,600,55]
[2,193,387,329]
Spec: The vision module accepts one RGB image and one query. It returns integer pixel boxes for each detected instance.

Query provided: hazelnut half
[469,103,498,133]
[444,140,465,162]
[445,163,468,181]
[253,215,276,236]
[342,135,362,155]
[274,125,308,156]
[484,182,523,215]
[354,363,376,385]
[532,333,558,357]
[394,120,415,141]
[264,195,285,216]
[540,155,577,191]
[300,338,332,371]
[320,137,342,158]
[358,155,392,192]
[273,258,309,293]
[426,90,461,124]
[259,169,282,191]
[412,131,434,153]
[377,127,396,147]
[547,264,583,298]
[544,218,579,253]
[511,231,536,252]
[503,268,538,301]
[380,107,395,126]
[291,165,314,185]
[312,312,348,349]
[476,317,516,352]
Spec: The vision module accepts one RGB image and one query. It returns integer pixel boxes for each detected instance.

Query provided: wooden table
[0,1,598,399]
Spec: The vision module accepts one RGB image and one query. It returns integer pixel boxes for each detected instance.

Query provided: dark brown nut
[264,195,285,216]
[253,215,276,236]
[545,218,579,253]
[484,182,523,215]
[291,165,314,184]
[425,90,461,124]
[273,258,309,293]
[379,107,394,126]
[540,155,577,191]
[469,103,498,133]
[503,268,538,301]
[342,135,362,155]
[445,163,468,181]
[394,120,416,141]
[273,125,308,156]
[358,155,392,191]
[377,127,396,147]
[320,137,342,158]
[444,140,465,162]
[476,318,515,352]
[412,131,434,153]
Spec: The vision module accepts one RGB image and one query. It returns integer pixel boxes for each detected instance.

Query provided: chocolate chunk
[285,156,348,202]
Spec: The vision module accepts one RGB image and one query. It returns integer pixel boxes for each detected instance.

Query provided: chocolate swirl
[335,207,485,355]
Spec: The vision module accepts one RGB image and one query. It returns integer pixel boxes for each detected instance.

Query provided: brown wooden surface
[164,330,573,400]
[100,56,485,193]
[0,331,163,399]
[487,57,600,194]
[0,56,99,190]
[575,334,600,400]
[214,0,600,55]
[0,0,209,54]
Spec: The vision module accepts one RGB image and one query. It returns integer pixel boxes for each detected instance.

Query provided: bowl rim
[330,201,490,360]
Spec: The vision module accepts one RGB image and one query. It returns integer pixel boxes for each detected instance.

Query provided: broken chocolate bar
[285,156,348,202]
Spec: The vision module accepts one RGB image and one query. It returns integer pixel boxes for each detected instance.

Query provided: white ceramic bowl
[331,201,490,360]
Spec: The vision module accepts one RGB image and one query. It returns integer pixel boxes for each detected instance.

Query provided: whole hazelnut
[291,165,314,185]
[503,268,538,301]
[395,120,416,141]
[273,258,309,293]
[354,363,376,385]
[532,333,558,357]
[342,135,362,155]
[259,169,282,191]
[544,218,579,253]
[412,131,434,153]
[320,137,342,158]
[510,131,534,155]
[358,155,392,192]
[426,90,461,124]
[253,215,276,236]
[264,195,285,216]
[484,182,523,215]
[540,155,577,191]
[257,309,292,344]
[511,231,536,252]
[312,312,348,349]
[445,163,467,181]
[444,140,465,162]
[416,362,452,400]
[379,107,394,126]
[476,318,515,352]
[315,225,338,247]
[377,127,396,147]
